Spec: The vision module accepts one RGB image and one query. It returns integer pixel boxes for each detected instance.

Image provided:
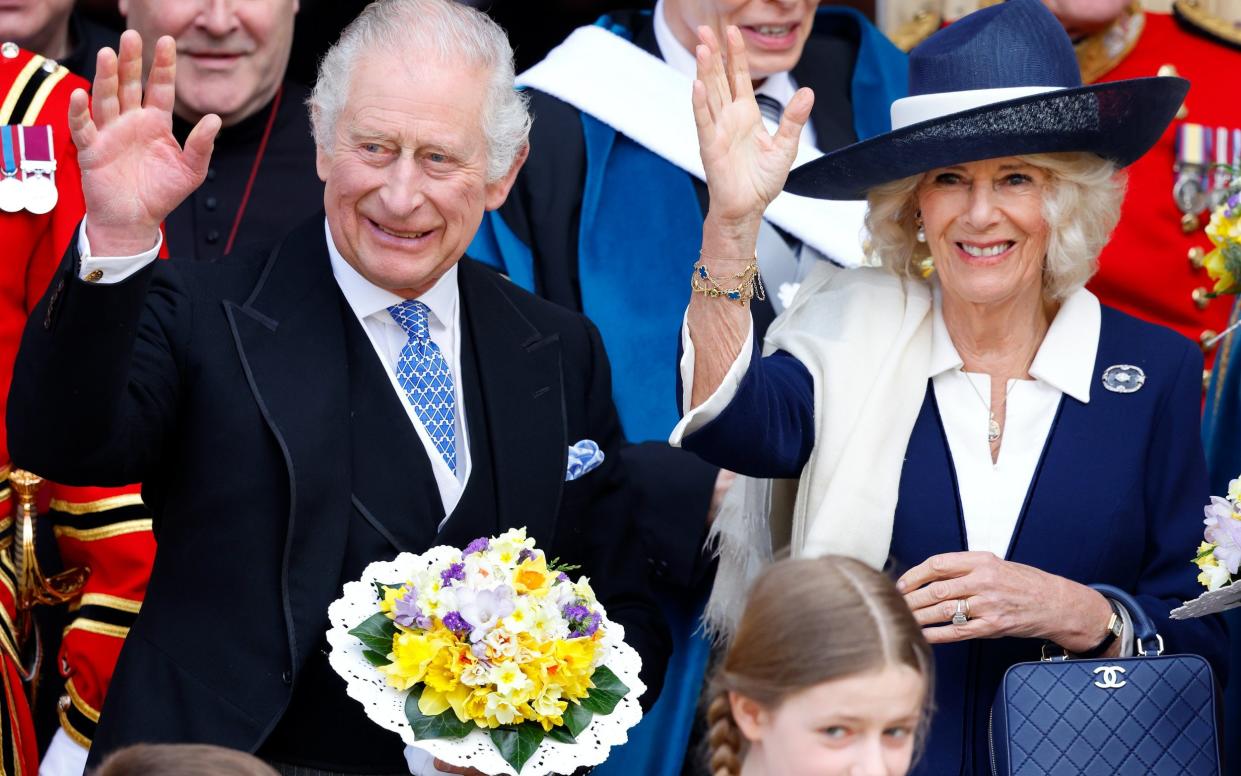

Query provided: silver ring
[952,598,970,626]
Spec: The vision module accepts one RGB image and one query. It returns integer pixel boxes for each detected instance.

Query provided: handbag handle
[1090,583,1163,656]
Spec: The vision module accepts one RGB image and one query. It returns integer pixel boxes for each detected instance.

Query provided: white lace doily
[326,550,646,775]
[1171,582,1241,619]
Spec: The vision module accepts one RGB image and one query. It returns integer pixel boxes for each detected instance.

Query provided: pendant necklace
[963,371,1017,443]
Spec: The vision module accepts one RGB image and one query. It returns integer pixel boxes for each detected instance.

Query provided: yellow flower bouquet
[325,528,644,774]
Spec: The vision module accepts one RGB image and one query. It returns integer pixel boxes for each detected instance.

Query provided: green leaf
[349,612,397,654]
[546,724,577,744]
[404,687,473,740]
[489,724,546,773]
[362,649,390,667]
[545,556,582,573]
[561,700,593,738]
[1222,242,1241,295]
[579,665,629,715]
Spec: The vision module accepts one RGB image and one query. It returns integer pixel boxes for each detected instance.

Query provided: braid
[706,687,743,776]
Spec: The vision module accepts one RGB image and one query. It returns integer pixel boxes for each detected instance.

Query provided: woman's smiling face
[917,157,1052,307]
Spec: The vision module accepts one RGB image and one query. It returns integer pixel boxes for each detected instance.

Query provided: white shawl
[671,262,934,638]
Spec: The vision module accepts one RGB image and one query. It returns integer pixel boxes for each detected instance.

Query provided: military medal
[19,124,56,215]
[0,126,23,213]
[1175,123,1208,232]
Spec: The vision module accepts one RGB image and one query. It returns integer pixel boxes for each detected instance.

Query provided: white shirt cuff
[39,728,87,776]
[668,310,754,446]
[76,217,163,284]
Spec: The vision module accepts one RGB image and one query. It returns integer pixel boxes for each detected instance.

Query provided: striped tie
[755,93,784,129]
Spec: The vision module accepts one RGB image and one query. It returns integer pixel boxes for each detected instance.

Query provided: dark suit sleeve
[556,316,670,710]
[1132,343,1229,681]
[8,243,186,485]
[680,341,818,480]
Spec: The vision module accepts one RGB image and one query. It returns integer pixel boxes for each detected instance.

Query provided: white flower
[463,554,506,588]
[460,660,490,687]
[1229,477,1241,504]
[484,695,521,725]
[489,660,533,700]
[1203,562,1233,591]
[455,585,516,642]
[502,597,539,635]
[484,628,521,660]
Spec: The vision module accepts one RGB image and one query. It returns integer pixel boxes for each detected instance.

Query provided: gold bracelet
[691,259,766,305]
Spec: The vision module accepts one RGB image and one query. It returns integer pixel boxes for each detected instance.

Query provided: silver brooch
[1101,364,1145,394]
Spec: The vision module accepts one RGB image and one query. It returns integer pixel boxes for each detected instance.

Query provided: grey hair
[864,152,1125,300]
[308,0,532,182]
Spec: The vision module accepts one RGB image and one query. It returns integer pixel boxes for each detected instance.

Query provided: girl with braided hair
[705,556,932,776]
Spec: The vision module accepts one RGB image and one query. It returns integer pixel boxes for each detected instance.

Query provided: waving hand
[69,31,220,255]
[692,25,813,236]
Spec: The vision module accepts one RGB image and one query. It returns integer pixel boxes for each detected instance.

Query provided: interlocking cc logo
[1093,665,1127,689]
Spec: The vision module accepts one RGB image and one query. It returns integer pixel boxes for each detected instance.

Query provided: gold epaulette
[890,10,942,51]
[0,45,69,126]
[1174,0,1241,49]
[1075,2,1146,83]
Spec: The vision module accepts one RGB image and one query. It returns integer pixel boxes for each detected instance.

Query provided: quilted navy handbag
[989,585,1222,775]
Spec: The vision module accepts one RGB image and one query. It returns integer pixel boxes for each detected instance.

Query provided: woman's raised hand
[69,31,220,256]
[691,25,813,238]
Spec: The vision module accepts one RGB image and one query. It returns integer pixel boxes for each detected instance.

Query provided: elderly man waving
[6,1,669,773]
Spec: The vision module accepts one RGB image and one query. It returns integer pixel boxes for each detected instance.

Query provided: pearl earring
[915,211,926,243]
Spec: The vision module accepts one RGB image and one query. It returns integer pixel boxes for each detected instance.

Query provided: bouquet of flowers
[1173,476,1241,619]
[325,528,644,774]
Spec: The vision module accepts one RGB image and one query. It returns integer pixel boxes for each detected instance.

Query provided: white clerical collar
[324,218,459,331]
[927,283,1098,404]
[652,0,800,109]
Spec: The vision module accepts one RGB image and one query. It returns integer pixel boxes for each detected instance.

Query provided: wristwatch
[1077,598,1124,659]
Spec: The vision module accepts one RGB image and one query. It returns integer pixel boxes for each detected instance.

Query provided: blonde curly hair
[864,152,1125,300]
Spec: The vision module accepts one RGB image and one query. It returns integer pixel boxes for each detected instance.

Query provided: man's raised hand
[69,31,220,256]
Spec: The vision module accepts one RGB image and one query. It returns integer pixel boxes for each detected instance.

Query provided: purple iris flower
[518,548,536,564]
[440,562,466,587]
[463,537,490,556]
[1205,496,1241,574]
[394,587,432,630]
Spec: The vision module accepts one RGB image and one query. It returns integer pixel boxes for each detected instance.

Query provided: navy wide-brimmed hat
[784,0,1188,200]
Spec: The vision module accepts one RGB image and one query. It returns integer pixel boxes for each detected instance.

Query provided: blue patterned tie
[387,300,457,473]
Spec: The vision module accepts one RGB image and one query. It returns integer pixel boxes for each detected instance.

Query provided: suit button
[205,196,218,211]
[1192,287,1211,310]
[1188,247,1205,270]
[281,669,292,685]
[206,229,220,244]
[1204,369,1212,392]
[1,43,17,59]
[1201,330,1219,352]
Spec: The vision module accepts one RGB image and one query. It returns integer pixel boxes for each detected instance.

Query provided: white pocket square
[566,440,605,481]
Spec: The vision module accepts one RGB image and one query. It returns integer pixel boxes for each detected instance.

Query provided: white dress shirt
[75,218,473,517]
[678,284,1101,558]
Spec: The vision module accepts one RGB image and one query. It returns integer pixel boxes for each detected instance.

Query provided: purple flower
[455,585,516,642]
[463,537,490,556]
[442,610,472,637]
[1229,192,1240,209]
[563,600,601,638]
[440,562,466,587]
[518,548,536,564]
[557,572,570,583]
[394,587,431,630]
[1205,496,1241,574]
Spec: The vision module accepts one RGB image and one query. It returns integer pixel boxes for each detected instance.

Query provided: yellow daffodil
[514,557,552,597]
[419,683,473,723]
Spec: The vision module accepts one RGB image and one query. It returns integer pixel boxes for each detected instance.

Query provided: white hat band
[890,85,1065,130]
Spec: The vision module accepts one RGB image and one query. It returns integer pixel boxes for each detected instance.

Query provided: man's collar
[652,0,799,104]
[324,219,459,330]
[929,284,1098,403]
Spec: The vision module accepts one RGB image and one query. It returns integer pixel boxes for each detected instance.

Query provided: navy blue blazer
[683,304,1228,776]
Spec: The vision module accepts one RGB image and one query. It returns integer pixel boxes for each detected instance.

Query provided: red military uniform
[1085,5,1241,379]
[0,43,155,763]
